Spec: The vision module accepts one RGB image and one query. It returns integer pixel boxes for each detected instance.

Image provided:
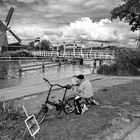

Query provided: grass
[1,79,140,140]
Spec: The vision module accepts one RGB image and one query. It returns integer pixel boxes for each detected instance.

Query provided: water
[0,61,92,89]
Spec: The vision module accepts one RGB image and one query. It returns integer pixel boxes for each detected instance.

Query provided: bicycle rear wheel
[64,97,75,114]
[36,104,48,125]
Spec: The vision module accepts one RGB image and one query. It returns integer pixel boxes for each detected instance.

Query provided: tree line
[28,40,53,51]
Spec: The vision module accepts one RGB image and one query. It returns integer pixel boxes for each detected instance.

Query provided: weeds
[0,98,26,139]
[97,48,140,76]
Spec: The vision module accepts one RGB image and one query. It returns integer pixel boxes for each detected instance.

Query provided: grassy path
[1,75,140,140]
[12,78,140,140]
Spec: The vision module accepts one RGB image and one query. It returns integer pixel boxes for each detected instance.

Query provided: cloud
[1,0,139,47]
[59,17,139,47]
[17,0,36,3]
[0,0,4,4]
[0,0,122,29]
[7,24,46,44]
[60,18,120,41]
[7,16,139,48]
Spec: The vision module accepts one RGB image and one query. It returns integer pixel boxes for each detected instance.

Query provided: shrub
[10,50,33,57]
[97,48,140,76]
[115,48,139,76]
[0,52,10,57]
[97,64,118,75]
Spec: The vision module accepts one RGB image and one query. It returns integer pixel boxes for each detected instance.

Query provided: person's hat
[76,74,84,80]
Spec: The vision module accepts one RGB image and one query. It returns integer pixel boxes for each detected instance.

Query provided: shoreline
[1,74,140,139]
[14,77,140,140]
[11,74,139,114]
[1,73,140,101]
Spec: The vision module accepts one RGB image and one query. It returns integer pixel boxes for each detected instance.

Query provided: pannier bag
[74,96,88,115]
[74,96,82,115]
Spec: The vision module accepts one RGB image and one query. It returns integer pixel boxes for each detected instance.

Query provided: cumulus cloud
[7,17,139,48]
[1,0,139,47]
[59,17,139,47]
[5,15,139,48]
[60,18,119,41]
[15,25,45,37]
[0,0,122,30]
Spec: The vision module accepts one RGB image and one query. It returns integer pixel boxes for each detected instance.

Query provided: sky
[0,0,139,47]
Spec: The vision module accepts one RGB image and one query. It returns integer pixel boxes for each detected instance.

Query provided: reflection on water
[0,61,20,79]
[0,61,92,89]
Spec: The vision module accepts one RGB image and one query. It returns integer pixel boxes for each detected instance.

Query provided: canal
[0,61,92,89]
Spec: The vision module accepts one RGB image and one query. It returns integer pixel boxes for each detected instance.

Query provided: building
[0,21,8,51]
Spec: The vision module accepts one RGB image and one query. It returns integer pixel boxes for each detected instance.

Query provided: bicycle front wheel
[36,105,48,125]
[64,97,75,114]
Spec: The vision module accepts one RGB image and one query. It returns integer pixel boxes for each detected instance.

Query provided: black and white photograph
[0,0,140,139]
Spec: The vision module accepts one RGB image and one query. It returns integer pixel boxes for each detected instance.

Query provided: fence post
[18,60,22,72]
[42,59,45,69]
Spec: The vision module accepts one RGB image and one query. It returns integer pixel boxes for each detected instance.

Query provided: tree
[40,40,53,51]
[111,0,140,31]
[28,41,34,51]
[28,40,53,51]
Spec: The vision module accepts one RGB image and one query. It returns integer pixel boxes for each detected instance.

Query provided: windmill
[0,7,22,51]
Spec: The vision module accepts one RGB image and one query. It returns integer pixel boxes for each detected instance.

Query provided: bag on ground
[74,96,88,115]
[74,96,82,115]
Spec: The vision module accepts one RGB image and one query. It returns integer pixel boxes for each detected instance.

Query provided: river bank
[1,74,140,140]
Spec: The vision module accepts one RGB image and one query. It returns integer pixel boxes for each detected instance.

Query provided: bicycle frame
[43,78,71,115]
[22,78,75,136]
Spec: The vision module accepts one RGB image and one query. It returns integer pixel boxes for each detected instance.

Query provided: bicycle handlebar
[43,78,71,89]
[43,77,102,89]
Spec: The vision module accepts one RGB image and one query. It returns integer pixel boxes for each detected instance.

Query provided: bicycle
[20,76,101,138]
[35,78,75,125]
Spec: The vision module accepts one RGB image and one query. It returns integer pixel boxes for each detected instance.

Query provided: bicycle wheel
[36,104,48,125]
[64,97,75,114]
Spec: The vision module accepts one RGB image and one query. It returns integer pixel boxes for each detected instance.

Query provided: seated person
[72,74,99,105]
[76,74,93,99]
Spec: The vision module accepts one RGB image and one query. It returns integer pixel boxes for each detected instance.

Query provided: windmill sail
[8,29,22,43]
[5,7,14,27]
[0,21,10,37]
[0,20,21,43]
[0,21,6,31]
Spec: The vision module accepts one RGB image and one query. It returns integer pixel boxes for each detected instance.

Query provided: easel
[22,106,40,139]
